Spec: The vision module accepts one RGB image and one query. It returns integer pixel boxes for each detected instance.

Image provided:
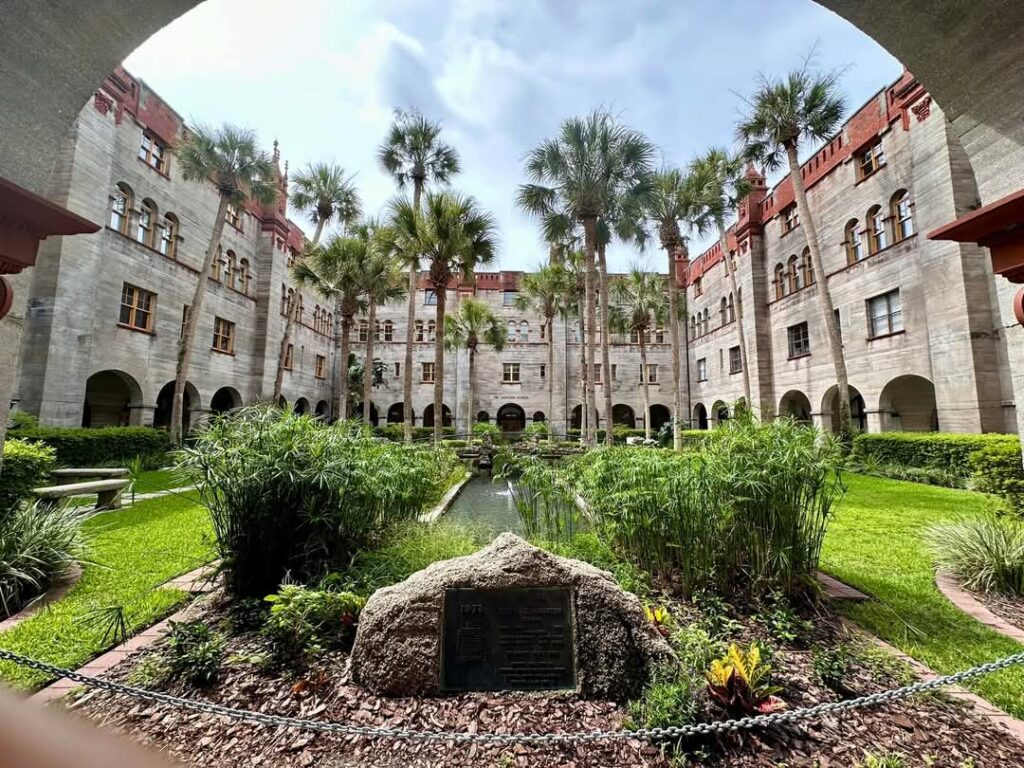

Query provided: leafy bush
[926,515,1024,595]
[10,426,169,468]
[669,624,725,671]
[537,533,651,596]
[655,422,711,450]
[752,592,813,644]
[851,432,1017,469]
[263,584,365,665]
[165,620,225,686]
[627,664,704,732]
[969,442,1024,515]
[177,406,464,598]
[472,422,502,439]
[495,452,581,543]
[811,643,857,696]
[706,642,785,715]
[374,425,457,442]
[7,410,39,430]
[0,501,86,617]
[1,439,56,515]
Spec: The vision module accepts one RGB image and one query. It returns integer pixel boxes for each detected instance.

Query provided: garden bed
[974,591,1024,634]
[60,589,1024,768]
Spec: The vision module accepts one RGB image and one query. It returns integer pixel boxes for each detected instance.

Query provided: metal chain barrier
[2,648,1023,745]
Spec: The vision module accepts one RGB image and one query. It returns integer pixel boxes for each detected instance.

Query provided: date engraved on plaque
[441,587,575,692]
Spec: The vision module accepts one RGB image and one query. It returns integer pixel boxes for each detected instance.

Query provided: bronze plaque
[441,587,575,692]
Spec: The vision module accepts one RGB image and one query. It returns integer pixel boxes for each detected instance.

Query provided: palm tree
[275,162,362,404]
[689,149,754,410]
[517,111,655,445]
[377,109,461,442]
[639,168,700,450]
[514,263,568,437]
[610,268,668,440]
[359,232,407,425]
[291,233,370,420]
[444,297,506,443]
[386,191,498,441]
[736,63,848,437]
[172,124,278,445]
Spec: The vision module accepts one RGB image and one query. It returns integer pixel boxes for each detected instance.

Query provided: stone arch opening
[779,389,813,424]
[315,400,330,419]
[354,402,380,426]
[293,397,310,415]
[821,384,867,433]
[648,404,671,431]
[692,402,708,430]
[496,403,526,433]
[154,380,199,433]
[532,410,546,423]
[570,404,600,431]
[387,403,409,424]
[711,400,729,426]
[611,403,636,427]
[82,369,143,427]
[476,410,490,423]
[423,403,452,428]
[879,374,938,431]
[209,386,241,415]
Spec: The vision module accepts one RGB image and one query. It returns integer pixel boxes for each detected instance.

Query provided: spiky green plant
[926,515,1024,595]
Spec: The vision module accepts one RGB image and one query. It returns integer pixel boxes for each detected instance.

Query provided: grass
[822,473,1024,719]
[132,468,185,495]
[0,491,214,689]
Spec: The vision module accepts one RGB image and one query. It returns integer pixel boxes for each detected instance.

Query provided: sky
[125,0,902,274]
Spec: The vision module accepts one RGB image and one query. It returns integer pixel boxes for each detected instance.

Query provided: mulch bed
[59,594,1024,768]
[973,589,1024,634]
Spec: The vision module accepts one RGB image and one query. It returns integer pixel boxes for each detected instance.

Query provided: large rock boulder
[351,533,672,700]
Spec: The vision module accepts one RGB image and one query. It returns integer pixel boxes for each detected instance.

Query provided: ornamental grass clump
[176,405,463,599]
[495,452,581,543]
[926,514,1024,595]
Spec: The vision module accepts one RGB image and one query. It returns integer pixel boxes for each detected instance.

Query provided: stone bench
[33,479,129,510]
[50,467,129,481]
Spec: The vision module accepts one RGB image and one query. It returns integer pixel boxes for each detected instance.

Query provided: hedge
[9,427,171,467]
[1,439,57,514]
[375,425,457,442]
[969,442,1024,515]
[850,432,1020,473]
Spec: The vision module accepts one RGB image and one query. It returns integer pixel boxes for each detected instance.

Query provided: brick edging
[935,570,1024,644]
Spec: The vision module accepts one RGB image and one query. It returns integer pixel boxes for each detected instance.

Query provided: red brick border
[935,570,1024,644]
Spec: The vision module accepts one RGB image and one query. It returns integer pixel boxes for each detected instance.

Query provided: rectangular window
[421,362,434,383]
[503,362,521,383]
[787,321,810,359]
[697,357,708,382]
[729,345,742,374]
[180,305,189,339]
[593,363,602,384]
[284,344,294,371]
[867,289,903,338]
[383,323,393,342]
[394,362,401,378]
[539,363,546,379]
[424,289,438,306]
[640,364,658,383]
[655,328,665,344]
[540,323,546,341]
[611,364,617,380]
[138,133,167,174]
[856,141,885,180]
[212,316,235,354]
[314,354,326,379]
[225,204,242,230]
[834,308,842,342]
[692,278,703,297]
[118,283,156,332]
[502,290,518,306]
[781,205,799,234]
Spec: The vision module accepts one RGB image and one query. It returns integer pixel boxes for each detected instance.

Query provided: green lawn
[822,473,1024,718]
[132,468,186,494]
[0,492,214,690]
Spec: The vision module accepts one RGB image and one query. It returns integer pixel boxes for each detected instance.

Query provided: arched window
[326,313,333,336]
[519,321,529,342]
[358,319,369,342]
[313,306,321,333]
[210,245,223,281]
[787,254,800,293]
[774,263,786,300]
[720,297,728,326]
[374,320,381,342]
[427,319,436,342]
[690,315,697,339]
[845,219,863,263]
[728,293,736,323]
[281,284,288,315]
[801,247,814,286]
[383,320,393,342]
[158,213,178,258]
[415,320,424,342]
[296,293,304,323]
[630,327,640,344]
[225,249,237,290]
[238,259,250,295]
[891,190,914,241]
[507,320,517,342]
[702,308,710,336]
[285,287,294,317]
[110,183,133,235]
[137,198,156,246]
[867,204,888,253]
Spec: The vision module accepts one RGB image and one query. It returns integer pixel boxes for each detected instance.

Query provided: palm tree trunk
[433,283,446,442]
[640,333,651,441]
[331,297,343,419]
[547,316,554,438]
[337,314,353,421]
[579,314,588,442]
[786,143,851,439]
[582,217,598,446]
[466,345,475,445]
[666,243,683,450]
[170,195,229,445]
[363,301,376,424]
[597,242,613,446]
[402,179,424,443]
[274,220,327,403]
[719,224,752,410]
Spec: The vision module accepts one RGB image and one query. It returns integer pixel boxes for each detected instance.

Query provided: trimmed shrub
[165,620,225,687]
[970,442,1024,515]
[7,411,39,431]
[263,584,364,666]
[926,515,1024,595]
[1,439,57,515]
[11,426,170,468]
[851,432,1017,476]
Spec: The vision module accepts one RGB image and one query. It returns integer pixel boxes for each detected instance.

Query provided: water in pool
[446,474,524,536]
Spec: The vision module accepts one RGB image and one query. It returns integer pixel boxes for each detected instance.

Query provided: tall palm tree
[689,149,754,410]
[444,297,507,443]
[291,233,370,420]
[639,169,700,450]
[387,191,498,441]
[514,263,568,437]
[275,162,362,404]
[610,268,669,441]
[172,124,278,445]
[359,233,407,425]
[377,109,461,442]
[517,111,655,445]
[595,222,615,446]
[736,63,848,437]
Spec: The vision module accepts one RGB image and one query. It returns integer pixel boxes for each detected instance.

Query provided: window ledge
[106,226,201,275]
[826,234,917,279]
[502,381,522,385]
[787,352,811,361]
[137,156,170,180]
[211,348,235,356]
[853,163,887,186]
[780,223,801,239]
[696,378,708,383]
[729,370,743,376]
[867,329,906,342]
[116,322,154,336]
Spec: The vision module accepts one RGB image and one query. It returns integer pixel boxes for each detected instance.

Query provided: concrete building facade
[8,68,1019,438]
